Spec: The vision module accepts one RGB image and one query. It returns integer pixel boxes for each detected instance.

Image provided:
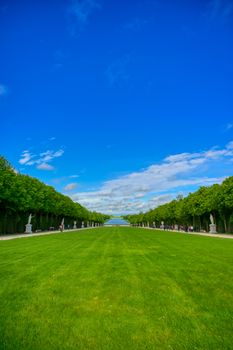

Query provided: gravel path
[1,226,233,241]
[0,227,98,241]
[145,227,233,239]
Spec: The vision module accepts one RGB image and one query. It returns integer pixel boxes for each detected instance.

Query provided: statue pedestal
[209,224,217,234]
[73,224,77,229]
[25,224,32,234]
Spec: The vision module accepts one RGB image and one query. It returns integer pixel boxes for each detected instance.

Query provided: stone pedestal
[81,222,84,228]
[209,224,217,234]
[73,223,77,229]
[25,224,32,233]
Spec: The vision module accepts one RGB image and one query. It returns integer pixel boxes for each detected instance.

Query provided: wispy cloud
[0,84,8,96]
[63,182,78,191]
[227,140,233,149]
[207,0,233,21]
[71,141,233,214]
[19,150,33,165]
[67,0,101,35]
[226,123,233,130]
[37,163,54,171]
[18,149,64,171]
[51,174,80,185]
[105,55,131,87]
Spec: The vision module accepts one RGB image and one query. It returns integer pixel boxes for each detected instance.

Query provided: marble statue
[59,218,64,232]
[25,213,33,233]
[28,214,33,224]
[209,213,217,234]
[210,214,214,225]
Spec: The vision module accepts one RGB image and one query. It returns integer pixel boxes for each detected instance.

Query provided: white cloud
[69,174,79,178]
[63,183,78,191]
[0,84,8,96]
[71,141,233,214]
[18,148,64,170]
[53,149,64,157]
[19,151,33,165]
[37,163,54,171]
[227,141,233,149]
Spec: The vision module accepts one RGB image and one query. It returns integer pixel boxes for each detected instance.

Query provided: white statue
[27,214,33,224]
[59,218,65,232]
[160,221,165,230]
[209,213,217,233]
[25,214,33,233]
[210,214,214,225]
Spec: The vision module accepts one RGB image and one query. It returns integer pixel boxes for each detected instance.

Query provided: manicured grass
[0,227,233,350]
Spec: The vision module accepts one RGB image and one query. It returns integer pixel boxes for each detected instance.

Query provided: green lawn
[0,227,233,350]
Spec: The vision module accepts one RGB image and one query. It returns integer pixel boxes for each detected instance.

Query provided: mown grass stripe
[0,227,233,350]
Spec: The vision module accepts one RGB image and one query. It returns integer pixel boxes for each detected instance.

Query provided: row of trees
[0,156,109,234]
[124,177,233,233]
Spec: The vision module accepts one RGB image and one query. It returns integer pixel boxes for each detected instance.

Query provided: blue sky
[1,0,233,214]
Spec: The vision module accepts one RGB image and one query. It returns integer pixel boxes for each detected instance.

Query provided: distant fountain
[104,218,130,226]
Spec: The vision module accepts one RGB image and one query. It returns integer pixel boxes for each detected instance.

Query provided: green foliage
[0,155,109,233]
[125,178,233,232]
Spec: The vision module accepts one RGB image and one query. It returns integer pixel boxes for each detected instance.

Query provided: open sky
[1,0,233,214]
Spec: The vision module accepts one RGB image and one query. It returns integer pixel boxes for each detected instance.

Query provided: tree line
[124,177,233,233]
[0,156,109,234]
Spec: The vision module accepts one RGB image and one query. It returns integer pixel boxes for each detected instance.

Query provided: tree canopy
[124,178,233,233]
[0,156,109,234]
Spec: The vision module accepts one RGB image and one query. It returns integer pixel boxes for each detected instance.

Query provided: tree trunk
[223,215,227,233]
